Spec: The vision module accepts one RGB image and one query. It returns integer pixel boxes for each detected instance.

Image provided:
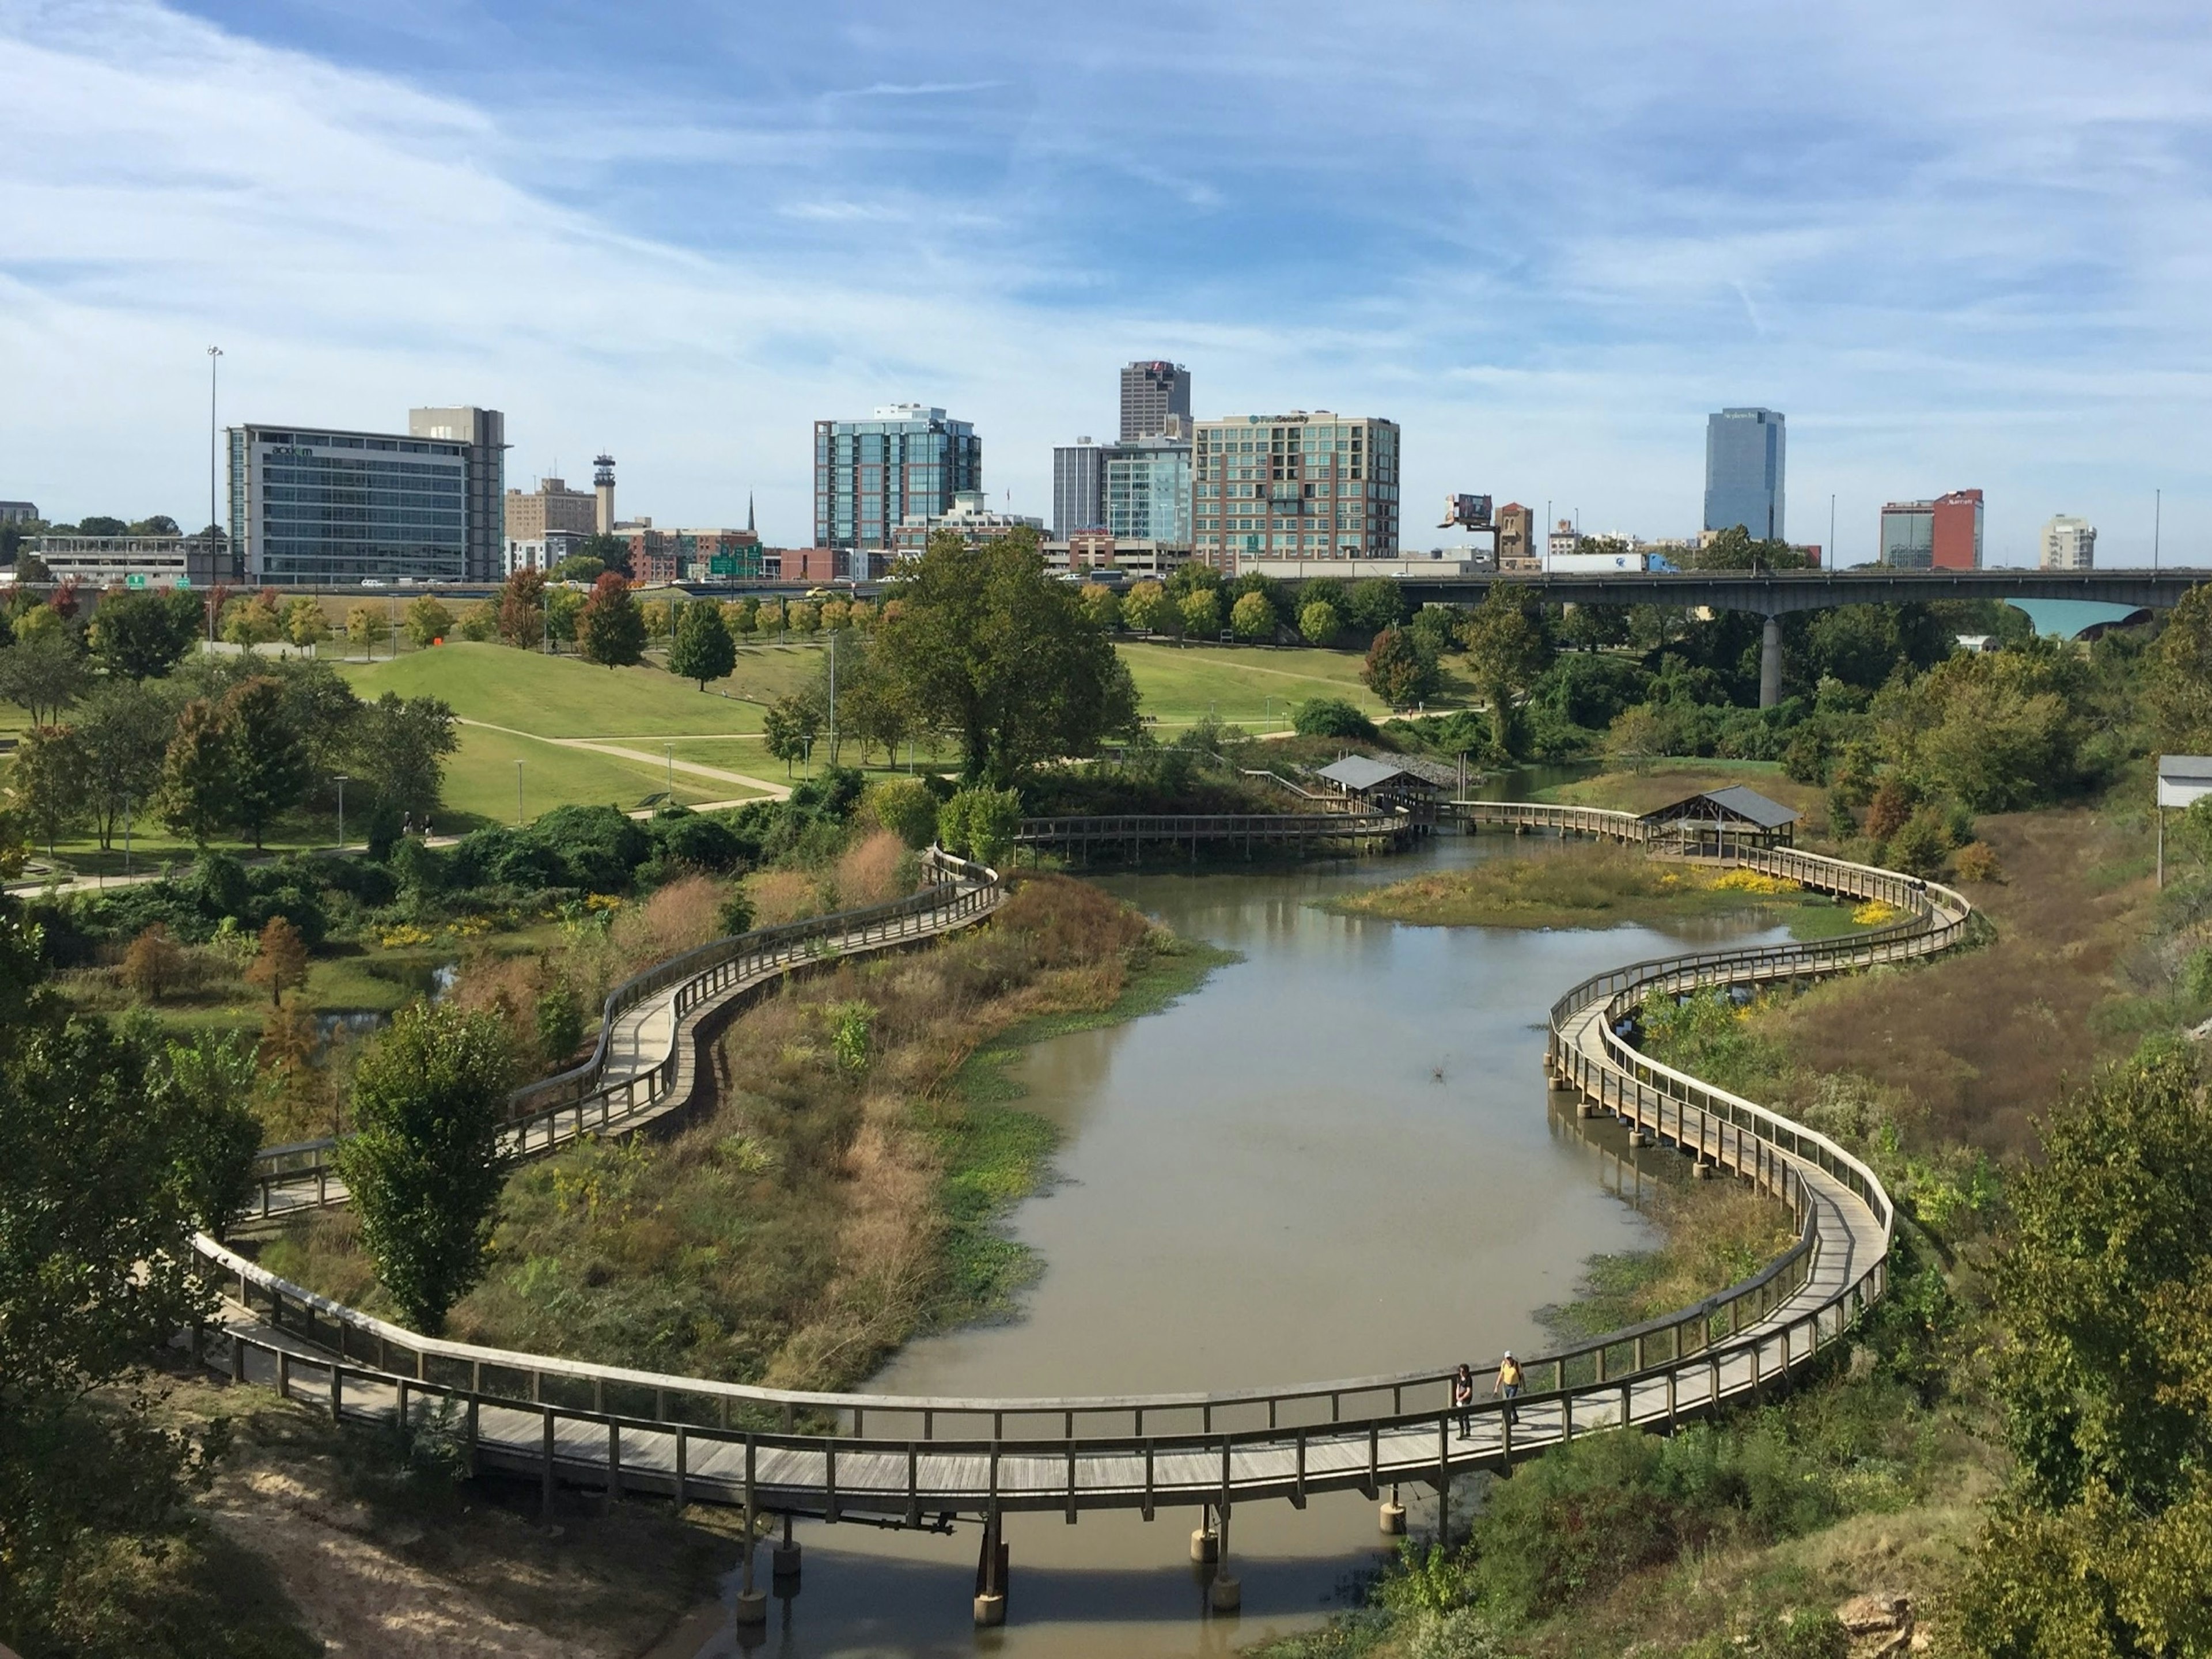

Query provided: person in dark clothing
[1452,1363,1475,1438]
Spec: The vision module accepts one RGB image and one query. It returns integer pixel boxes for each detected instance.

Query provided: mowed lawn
[444,725,760,827]
[1115,640,1395,727]
[338,642,767,738]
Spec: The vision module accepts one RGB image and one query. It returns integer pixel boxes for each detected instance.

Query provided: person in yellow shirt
[1493,1351,1524,1426]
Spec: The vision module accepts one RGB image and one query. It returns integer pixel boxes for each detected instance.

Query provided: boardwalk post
[736,1439,766,1625]
[541,1408,556,1518]
[974,1506,1007,1626]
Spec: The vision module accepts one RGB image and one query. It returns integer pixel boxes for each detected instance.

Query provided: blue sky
[3,1,2210,564]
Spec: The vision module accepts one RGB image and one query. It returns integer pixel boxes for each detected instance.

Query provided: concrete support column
[772,1510,801,1579]
[1759,614,1782,710]
[1210,1505,1241,1612]
[974,1509,1007,1627]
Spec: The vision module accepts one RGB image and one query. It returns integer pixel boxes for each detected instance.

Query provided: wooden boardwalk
[191,821,1971,1602]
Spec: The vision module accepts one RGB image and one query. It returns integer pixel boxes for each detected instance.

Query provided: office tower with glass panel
[1703,407,1786,540]
[226,405,505,584]
[1105,436,1192,542]
[814,404,980,551]
[1190,413,1400,568]
[1881,490,1983,570]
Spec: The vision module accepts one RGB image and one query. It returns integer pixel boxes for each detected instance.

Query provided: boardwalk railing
[241,849,1003,1219]
[1014,812,1409,851]
[188,815,1978,1522]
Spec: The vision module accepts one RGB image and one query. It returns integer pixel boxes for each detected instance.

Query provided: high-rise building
[1106,436,1192,543]
[226,405,506,584]
[1120,361,1192,442]
[814,404,980,551]
[1052,439,1107,539]
[505,476,597,543]
[1703,408,1786,540]
[1880,489,1983,570]
[1191,412,1400,569]
[1495,502,1539,572]
[2040,514,2096,570]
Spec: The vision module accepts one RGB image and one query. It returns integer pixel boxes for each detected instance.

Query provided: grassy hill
[338,643,766,738]
[1115,639,1398,728]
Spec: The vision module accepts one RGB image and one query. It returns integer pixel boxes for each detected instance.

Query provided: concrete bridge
[190,822,1971,1627]
[1391,566,2201,708]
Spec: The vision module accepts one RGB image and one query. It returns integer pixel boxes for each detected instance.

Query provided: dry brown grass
[606,873,724,965]
[746,866,823,927]
[830,827,908,910]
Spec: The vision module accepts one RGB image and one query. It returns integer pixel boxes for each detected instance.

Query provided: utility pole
[827,627,838,767]
[206,346,222,575]
[2155,488,2162,571]
[516,760,525,825]
[334,775,350,850]
[1829,494,1836,566]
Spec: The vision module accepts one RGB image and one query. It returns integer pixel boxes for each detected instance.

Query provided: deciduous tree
[220,676,309,850]
[7,724,88,856]
[1300,600,1341,647]
[497,566,547,647]
[86,588,198,680]
[349,692,458,825]
[160,1028,264,1240]
[577,571,646,668]
[0,631,90,724]
[74,680,171,850]
[156,696,236,846]
[667,597,736,689]
[1179,588,1222,639]
[218,592,281,647]
[938,783,1022,866]
[1122,579,1169,635]
[403,594,453,648]
[1461,584,1551,755]
[332,1002,514,1334]
[870,530,1139,785]
[1230,590,1275,642]
[281,595,329,652]
[1362,627,1440,710]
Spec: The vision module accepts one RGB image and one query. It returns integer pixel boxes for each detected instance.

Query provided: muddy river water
[654,833,1797,1658]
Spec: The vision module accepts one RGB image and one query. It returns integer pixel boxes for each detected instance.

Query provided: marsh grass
[256,874,1225,1394]
[1334,843,1856,934]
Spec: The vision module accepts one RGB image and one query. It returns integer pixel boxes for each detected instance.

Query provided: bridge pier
[1209,1506,1241,1613]
[1759,615,1782,710]
[974,1509,1008,1627]
[1380,1484,1406,1534]
[772,1510,801,1578]
[1190,1507,1218,1562]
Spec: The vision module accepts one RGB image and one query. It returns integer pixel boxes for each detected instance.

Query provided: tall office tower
[1105,435,1192,542]
[1190,412,1400,569]
[408,407,507,581]
[2040,514,2096,570]
[815,404,980,550]
[1120,361,1192,442]
[1880,489,1984,570]
[226,404,505,584]
[1052,439,1107,539]
[1703,407,1786,540]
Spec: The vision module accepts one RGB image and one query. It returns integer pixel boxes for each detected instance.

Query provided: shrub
[1292,696,1378,740]
[1887,808,1952,877]
[862,778,939,849]
[1862,778,1913,844]
[938,785,1022,866]
[832,828,908,910]
[646,805,744,873]
[1952,840,2004,882]
[717,885,756,938]
[535,981,584,1066]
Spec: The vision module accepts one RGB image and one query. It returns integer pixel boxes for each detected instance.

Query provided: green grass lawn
[338,643,769,738]
[445,724,762,826]
[1114,639,1449,726]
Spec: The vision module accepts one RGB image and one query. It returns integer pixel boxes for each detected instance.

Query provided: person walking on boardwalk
[1452,1363,1475,1439]
[1494,1350,1524,1426]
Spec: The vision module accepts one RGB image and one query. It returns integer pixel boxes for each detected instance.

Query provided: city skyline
[4,2,2210,566]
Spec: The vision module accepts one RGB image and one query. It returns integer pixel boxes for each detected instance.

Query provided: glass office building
[1052,439,1107,539]
[1881,490,1983,570]
[227,407,505,584]
[1703,407,1786,540]
[814,404,980,551]
[1106,437,1191,543]
[1191,412,1401,568]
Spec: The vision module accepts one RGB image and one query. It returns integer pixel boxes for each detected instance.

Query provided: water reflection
[655,827,1797,1658]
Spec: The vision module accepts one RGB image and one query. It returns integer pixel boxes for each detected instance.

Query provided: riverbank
[1328,840,1868,936]
[256,874,1229,1395]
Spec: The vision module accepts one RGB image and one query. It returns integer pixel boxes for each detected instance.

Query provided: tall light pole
[206,346,223,566]
[2155,488,2162,572]
[334,775,350,850]
[516,759,525,825]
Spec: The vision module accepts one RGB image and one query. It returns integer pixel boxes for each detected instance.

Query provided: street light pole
[334,774,350,850]
[207,346,222,571]
[516,760,525,826]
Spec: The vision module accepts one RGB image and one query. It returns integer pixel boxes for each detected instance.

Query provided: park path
[456,718,791,801]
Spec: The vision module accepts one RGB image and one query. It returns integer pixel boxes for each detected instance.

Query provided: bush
[119,923,189,1000]
[1886,808,1951,877]
[938,785,1022,865]
[645,805,744,873]
[1291,697,1379,740]
[862,778,940,849]
[1952,840,2004,882]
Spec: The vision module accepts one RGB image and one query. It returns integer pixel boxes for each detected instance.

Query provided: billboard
[1440,494,1494,531]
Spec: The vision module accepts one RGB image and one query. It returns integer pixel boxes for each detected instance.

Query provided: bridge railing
[1015,812,1405,844]
[241,849,1002,1218]
[192,829,1968,1476]
[183,1249,1888,1519]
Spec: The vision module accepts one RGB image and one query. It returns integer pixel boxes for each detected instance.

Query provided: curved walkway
[190,819,1972,1546]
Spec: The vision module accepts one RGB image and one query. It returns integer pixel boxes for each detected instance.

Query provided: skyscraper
[1106,436,1192,543]
[1120,361,1192,442]
[1191,412,1400,569]
[813,405,980,551]
[1052,439,1107,540]
[1703,408,1786,540]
